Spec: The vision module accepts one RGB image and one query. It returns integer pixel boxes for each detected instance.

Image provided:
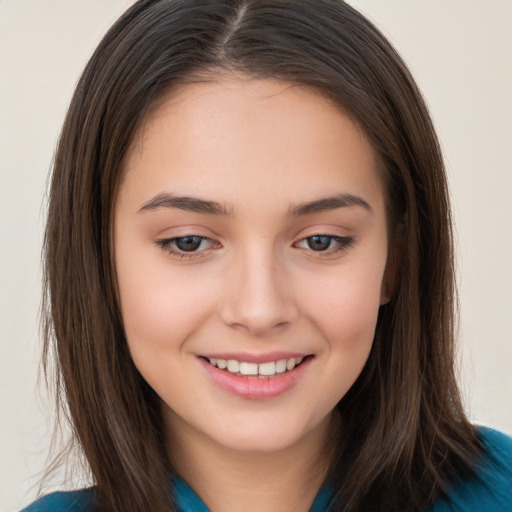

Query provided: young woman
[21,0,512,511]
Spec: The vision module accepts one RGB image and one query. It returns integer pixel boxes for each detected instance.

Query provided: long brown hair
[42,1,482,510]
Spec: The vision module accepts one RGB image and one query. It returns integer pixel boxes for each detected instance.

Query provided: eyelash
[155,234,354,260]
[155,236,217,259]
[294,234,354,255]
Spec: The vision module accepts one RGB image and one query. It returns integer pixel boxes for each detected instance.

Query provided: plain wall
[1,1,510,510]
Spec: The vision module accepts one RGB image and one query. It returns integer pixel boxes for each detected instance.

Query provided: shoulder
[428,427,512,511]
[19,489,95,512]
[478,426,512,468]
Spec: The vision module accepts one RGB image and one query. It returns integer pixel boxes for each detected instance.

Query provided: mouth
[203,356,309,378]
[198,354,314,400]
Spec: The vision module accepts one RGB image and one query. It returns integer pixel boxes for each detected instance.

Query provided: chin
[206,409,333,455]
[218,429,305,454]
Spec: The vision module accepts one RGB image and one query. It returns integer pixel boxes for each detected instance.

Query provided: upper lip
[199,352,311,364]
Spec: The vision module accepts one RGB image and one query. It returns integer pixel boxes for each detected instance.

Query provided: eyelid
[293,233,354,256]
[155,235,220,260]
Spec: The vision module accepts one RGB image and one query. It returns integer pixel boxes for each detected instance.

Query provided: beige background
[1,1,511,510]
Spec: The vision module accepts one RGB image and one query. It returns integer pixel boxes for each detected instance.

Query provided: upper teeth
[208,357,304,376]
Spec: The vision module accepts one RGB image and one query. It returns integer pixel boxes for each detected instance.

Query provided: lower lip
[199,357,312,400]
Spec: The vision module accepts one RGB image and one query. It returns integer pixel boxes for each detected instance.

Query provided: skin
[115,77,391,512]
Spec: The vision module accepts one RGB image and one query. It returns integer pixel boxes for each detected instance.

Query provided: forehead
[121,77,384,216]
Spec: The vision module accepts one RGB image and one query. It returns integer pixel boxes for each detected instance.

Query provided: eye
[173,236,207,252]
[303,235,332,251]
[156,235,217,257]
[295,234,354,253]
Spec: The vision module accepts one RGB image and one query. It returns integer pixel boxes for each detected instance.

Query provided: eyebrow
[138,192,234,216]
[138,192,372,217]
[288,193,373,216]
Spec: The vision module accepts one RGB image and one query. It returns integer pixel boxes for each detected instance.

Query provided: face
[115,78,390,455]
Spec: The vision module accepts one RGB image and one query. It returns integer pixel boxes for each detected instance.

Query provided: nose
[217,245,299,337]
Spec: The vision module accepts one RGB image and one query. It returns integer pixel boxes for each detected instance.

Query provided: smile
[207,357,304,377]
[199,354,313,399]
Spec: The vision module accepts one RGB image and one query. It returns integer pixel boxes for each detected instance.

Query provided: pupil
[176,236,202,251]
[308,235,331,251]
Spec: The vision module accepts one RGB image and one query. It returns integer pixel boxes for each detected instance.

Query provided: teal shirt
[19,483,330,512]
[20,428,512,512]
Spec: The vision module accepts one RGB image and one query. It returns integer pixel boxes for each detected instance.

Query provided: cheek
[303,265,384,344]
[116,260,218,401]
[116,253,214,357]
[297,263,384,395]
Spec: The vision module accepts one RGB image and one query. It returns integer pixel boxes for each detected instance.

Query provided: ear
[380,222,404,305]
[379,259,395,305]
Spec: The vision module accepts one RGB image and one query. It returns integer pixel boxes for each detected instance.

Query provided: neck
[165,410,337,512]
